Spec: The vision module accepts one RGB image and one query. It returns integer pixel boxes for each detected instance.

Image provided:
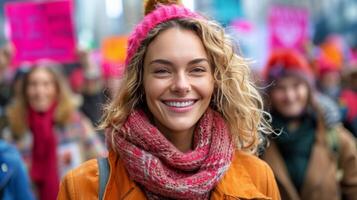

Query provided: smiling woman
[26,67,58,112]
[143,28,214,152]
[58,0,280,199]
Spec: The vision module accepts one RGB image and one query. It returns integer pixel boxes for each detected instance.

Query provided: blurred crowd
[0,43,112,199]
[258,42,357,199]
[0,3,356,200]
[259,35,357,137]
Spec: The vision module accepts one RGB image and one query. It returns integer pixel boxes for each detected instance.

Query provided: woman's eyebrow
[149,59,173,66]
[149,58,209,66]
[188,58,209,65]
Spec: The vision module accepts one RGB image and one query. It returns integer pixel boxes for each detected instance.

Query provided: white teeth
[165,101,195,107]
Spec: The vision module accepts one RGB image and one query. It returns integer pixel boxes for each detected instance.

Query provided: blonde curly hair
[100,18,272,153]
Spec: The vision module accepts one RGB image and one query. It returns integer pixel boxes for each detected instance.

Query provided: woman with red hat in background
[261,49,357,200]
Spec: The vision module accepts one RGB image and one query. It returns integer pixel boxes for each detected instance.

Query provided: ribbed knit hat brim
[125,4,201,65]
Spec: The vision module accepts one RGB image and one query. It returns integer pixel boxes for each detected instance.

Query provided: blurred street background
[0,0,356,199]
[0,0,356,69]
[0,0,355,98]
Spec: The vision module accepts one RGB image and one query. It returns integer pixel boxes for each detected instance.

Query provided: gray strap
[98,157,110,200]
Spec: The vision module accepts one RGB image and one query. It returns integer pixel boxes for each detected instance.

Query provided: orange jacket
[58,150,281,200]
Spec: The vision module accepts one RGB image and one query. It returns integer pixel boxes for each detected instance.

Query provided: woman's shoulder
[66,158,99,176]
[325,124,356,155]
[230,150,277,186]
[61,158,99,185]
[58,159,99,199]
[0,139,22,163]
[60,159,99,182]
[213,150,280,200]
[232,150,271,172]
[335,125,355,142]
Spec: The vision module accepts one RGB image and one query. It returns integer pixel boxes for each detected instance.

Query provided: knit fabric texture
[125,4,201,65]
[109,108,234,199]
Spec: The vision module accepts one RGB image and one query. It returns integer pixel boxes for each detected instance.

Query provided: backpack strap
[97,157,110,200]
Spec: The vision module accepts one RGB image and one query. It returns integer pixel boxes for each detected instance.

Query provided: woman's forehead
[144,28,208,64]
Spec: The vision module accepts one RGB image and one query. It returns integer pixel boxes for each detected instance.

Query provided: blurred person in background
[0,139,34,200]
[340,64,357,136]
[0,66,31,132]
[0,44,13,119]
[1,62,106,200]
[10,65,31,102]
[261,49,357,200]
[76,49,106,126]
[315,35,346,102]
[66,49,117,129]
[58,0,280,199]
[65,49,109,142]
[315,55,342,102]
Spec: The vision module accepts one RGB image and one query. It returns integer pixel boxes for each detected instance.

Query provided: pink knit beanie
[125,3,202,65]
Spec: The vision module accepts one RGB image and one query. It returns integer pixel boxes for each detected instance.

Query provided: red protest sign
[5,0,77,67]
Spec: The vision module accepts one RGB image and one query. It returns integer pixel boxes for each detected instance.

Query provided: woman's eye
[154,68,169,74]
[153,68,171,76]
[191,67,206,73]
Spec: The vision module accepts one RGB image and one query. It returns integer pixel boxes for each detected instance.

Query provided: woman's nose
[285,87,297,102]
[170,72,191,95]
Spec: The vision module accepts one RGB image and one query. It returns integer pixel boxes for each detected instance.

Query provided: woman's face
[320,71,341,97]
[270,76,309,117]
[143,28,214,136]
[26,68,57,112]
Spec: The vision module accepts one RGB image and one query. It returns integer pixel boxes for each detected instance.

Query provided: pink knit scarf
[110,108,234,199]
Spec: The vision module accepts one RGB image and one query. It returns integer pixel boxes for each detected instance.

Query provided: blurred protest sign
[269,5,309,52]
[5,0,76,68]
[101,36,128,78]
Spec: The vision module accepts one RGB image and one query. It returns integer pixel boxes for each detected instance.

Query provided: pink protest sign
[268,5,309,52]
[5,0,76,67]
